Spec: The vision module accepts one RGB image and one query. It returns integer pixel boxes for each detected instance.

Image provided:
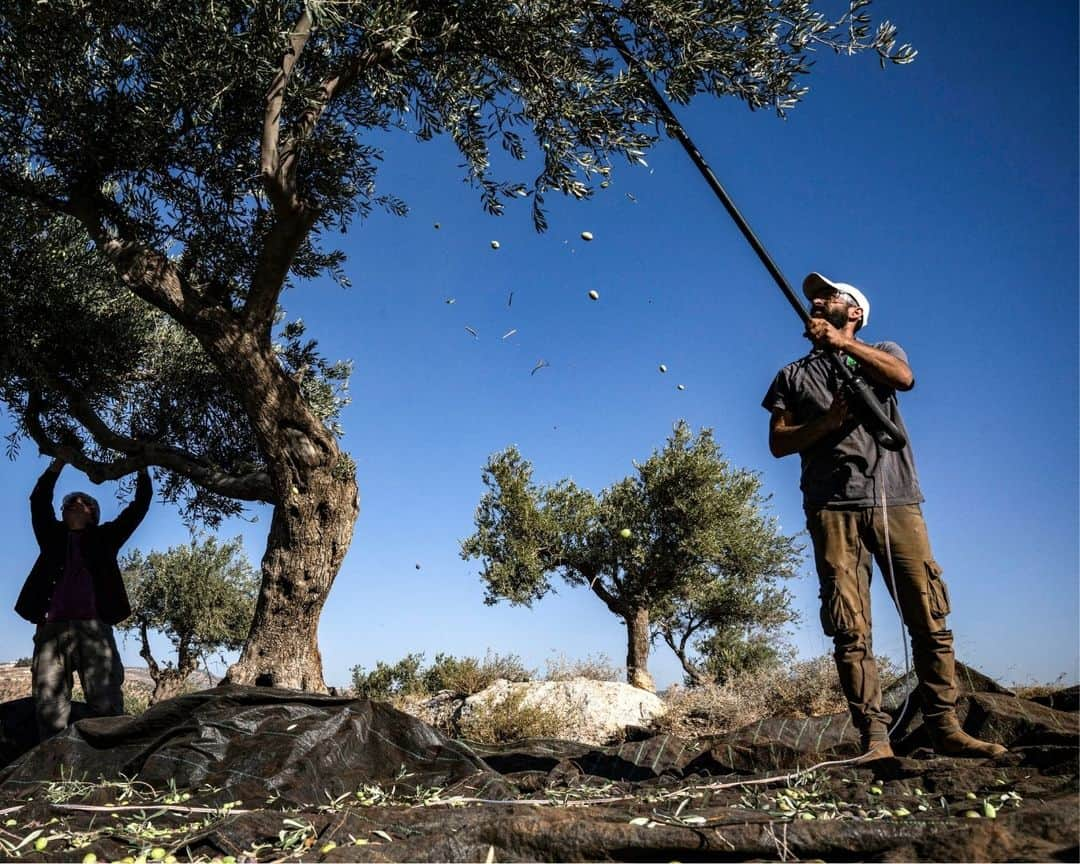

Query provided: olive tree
[461,421,801,691]
[653,541,799,686]
[0,0,912,690]
[120,536,259,704]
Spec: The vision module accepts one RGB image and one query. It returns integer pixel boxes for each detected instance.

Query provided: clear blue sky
[1,1,1076,691]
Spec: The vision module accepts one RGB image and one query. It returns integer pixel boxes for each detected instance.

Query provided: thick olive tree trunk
[91,224,360,694]
[226,464,358,691]
[202,329,360,693]
[588,578,656,693]
[624,607,656,692]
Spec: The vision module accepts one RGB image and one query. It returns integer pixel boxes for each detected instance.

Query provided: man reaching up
[17,457,152,739]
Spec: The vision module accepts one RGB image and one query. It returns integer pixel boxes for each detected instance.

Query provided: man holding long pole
[763,272,1007,761]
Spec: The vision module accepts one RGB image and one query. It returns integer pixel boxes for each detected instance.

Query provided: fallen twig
[51,803,256,816]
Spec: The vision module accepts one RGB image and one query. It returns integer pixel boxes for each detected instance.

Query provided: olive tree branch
[586,571,625,616]
[25,390,274,501]
[247,10,396,332]
[0,170,215,325]
[658,615,708,686]
[0,173,72,216]
[260,7,315,215]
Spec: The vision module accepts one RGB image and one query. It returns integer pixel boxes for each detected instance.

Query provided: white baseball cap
[803,272,870,329]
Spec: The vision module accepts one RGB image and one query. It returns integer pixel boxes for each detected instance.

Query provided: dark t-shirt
[45,532,100,621]
[762,342,924,509]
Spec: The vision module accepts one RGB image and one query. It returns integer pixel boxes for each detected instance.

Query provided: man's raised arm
[105,468,153,547]
[30,458,64,542]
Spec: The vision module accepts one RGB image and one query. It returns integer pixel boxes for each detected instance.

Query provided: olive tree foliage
[652,529,800,687]
[119,535,259,704]
[0,203,346,526]
[0,0,911,689]
[461,421,802,691]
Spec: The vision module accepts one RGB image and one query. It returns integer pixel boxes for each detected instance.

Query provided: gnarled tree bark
[225,461,357,691]
[588,576,655,692]
[624,606,656,693]
[203,327,359,692]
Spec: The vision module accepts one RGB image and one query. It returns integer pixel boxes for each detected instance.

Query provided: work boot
[857,739,895,762]
[857,722,894,762]
[928,723,1007,759]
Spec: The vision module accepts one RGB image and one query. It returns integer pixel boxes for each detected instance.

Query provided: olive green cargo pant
[32,619,125,740]
[806,503,956,736]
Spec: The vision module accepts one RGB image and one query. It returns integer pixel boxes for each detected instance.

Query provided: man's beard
[813,305,851,329]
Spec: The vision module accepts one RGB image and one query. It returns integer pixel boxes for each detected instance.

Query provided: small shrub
[764,655,847,718]
[352,651,533,700]
[14,657,32,668]
[544,651,622,682]
[423,650,533,696]
[422,653,482,695]
[1014,672,1070,701]
[655,653,903,739]
[478,651,535,685]
[68,684,151,717]
[123,688,151,716]
[351,653,426,699]
[458,688,567,744]
[654,681,761,739]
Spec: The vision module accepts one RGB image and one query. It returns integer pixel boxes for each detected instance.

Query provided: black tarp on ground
[0,672,1074,862]
[0,686,514,807]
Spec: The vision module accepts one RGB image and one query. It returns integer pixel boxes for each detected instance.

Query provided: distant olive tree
[120,536,258,704]
[462,421,801,691]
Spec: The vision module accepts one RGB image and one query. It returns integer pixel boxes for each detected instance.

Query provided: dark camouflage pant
[32,619,125,739]
[806,503,957,735]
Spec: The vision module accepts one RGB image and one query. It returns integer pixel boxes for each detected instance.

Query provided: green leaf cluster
[0,0,913,257]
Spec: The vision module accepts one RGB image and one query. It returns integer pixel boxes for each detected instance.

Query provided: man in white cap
[17,456,152,739]
[762,273,1006,761]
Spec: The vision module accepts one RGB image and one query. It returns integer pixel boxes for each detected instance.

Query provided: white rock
[461,678,666,746]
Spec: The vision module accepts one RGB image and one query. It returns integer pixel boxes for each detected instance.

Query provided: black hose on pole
[605,25,906,451]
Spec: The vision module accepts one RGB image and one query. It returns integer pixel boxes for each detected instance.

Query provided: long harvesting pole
[606,26,906,450]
